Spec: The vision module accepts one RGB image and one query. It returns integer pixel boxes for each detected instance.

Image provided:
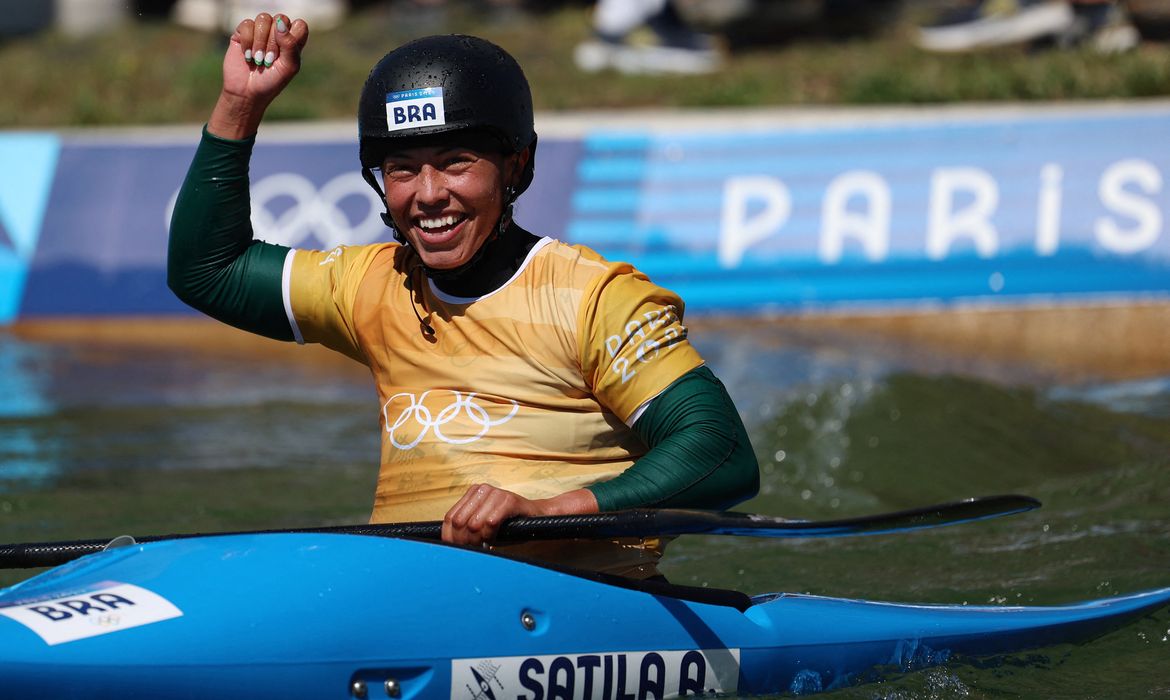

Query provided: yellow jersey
[284,236,703,575]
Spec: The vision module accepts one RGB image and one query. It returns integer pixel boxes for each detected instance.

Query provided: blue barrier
[1,105,1168,322]
[0,133,59,321]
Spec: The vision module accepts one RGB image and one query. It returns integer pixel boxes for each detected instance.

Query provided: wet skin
[380,143,528,271]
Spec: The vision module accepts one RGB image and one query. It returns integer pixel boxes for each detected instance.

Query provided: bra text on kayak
[0,583,183,645]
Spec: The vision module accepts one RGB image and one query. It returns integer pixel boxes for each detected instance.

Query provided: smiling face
[381,137,528,270]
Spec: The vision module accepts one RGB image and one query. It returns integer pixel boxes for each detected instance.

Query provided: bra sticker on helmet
[385,87,446,132]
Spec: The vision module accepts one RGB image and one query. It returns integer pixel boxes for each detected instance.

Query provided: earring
[497,203,514,237]
[497,185,516,235]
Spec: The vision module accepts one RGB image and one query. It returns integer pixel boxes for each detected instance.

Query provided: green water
[1,322,1168,698]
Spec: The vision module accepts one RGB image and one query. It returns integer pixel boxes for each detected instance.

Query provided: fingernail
[253,52,264,65]
[264,51,275,66]
[244,48,252,61]
[276,17,287,33]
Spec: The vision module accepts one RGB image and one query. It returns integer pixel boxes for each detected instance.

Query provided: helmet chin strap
[361,168,408,245]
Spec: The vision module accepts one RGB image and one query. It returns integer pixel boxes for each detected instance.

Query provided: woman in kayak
[168,12,759,579]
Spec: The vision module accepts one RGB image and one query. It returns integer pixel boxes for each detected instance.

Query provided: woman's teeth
[418,215,461,231]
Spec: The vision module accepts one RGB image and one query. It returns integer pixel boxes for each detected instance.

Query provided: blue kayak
[0,533,1166,698]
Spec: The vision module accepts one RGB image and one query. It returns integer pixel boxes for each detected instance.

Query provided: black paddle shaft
[0,495,1040,569]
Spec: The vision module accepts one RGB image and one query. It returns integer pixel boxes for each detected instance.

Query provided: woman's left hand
[442,485,599,547]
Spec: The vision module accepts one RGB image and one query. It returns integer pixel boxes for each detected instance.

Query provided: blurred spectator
[1126,0,1170,40]
[0,0,126,39]
[916,0,1140,53]
[1064,0,1142,51]
[574,0,722,75]
[172,0,348,33]
[0,0,53,38]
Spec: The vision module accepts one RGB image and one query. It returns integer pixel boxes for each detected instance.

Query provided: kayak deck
[0,532,1165,698]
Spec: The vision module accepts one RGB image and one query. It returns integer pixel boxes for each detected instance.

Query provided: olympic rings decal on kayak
[166,172,385,250]
[382,390,519,450]
[89,614,123,628]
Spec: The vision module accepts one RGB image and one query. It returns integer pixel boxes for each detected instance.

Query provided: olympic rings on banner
[382,390,519,450]
[250,172,386,248]
[165,171,386,249]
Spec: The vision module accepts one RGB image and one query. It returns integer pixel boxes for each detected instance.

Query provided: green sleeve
[587,365,760,511]
[167,126,295,341]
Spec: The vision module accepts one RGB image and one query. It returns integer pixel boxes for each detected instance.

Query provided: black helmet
[358,34,537,196]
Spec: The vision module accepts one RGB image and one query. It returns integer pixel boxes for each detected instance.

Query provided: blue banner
[569,110,1170,311]
[2,105,1168,322]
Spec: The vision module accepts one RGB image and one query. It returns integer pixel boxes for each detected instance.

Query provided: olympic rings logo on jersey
[382,390,520,450]
[165,171,386,250]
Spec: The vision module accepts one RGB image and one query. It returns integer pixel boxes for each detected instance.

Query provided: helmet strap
[361,167,407,244]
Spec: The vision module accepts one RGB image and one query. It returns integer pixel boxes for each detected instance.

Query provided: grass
[0,3,1168,128]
